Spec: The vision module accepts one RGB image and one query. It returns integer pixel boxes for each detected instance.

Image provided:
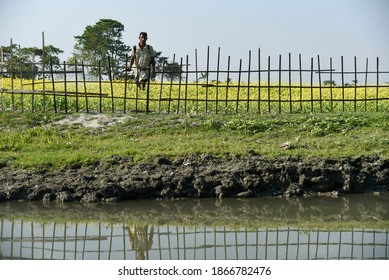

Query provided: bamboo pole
[330,57,333,110]
[247,50,251,112]
[42,32,46,111]
[267,56,271,113]
[75,60,79,112]
[364,58,368,111]
[299,54,303,112]
[341,56,345,112]
[177,57,183,113]
[226,55,231,109]
[257,48,261,113]
[184,55,189,113]
[317,55,323,112]
[288,53,292,113]
[216,47,220,113]
[310,57,314,112]
[354,56,357,112]
[205,46,210,113]
[108,57,115,113]
[278,54,282,113]
[50,59,57,113]
[376,57,379,111]
[63,61,68,113]
[82,61,89,113]
[236,59,242,113]
[124,54,128,113]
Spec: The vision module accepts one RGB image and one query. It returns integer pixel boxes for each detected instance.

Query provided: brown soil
[0,155,388,202]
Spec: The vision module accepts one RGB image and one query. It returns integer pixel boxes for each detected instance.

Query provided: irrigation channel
[1,195,388,260]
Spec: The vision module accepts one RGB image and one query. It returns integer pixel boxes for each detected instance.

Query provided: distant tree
[69,19,130,79]
[152,52,182,81]
[1,44,63,79]
[197,72,208,82]
[163,62,183,81]
[323,80,336,87]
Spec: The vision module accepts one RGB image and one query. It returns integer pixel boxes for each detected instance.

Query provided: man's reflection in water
[127,225,154,260]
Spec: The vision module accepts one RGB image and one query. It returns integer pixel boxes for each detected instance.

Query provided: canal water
[1,194,388,260]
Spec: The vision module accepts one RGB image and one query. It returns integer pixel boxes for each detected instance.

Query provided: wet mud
[0,155,388,202]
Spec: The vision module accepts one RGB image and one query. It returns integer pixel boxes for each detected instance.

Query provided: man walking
[128,32,156,90]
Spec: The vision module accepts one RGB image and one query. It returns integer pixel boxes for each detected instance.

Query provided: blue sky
[1,0,388,80]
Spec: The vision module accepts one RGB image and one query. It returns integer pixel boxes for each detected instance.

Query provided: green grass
[1,111,388,169]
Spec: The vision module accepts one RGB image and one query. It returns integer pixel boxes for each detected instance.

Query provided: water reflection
[1,195,388,260]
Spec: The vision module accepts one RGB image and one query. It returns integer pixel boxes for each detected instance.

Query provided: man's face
[139,34,147,44]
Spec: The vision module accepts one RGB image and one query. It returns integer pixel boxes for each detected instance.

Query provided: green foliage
[304,114,368,136]
[0,44,63,79]
[70,19,130,79]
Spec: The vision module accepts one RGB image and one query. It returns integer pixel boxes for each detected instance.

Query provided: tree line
[1,19,181,80]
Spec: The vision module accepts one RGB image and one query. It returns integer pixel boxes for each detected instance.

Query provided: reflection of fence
[1,48,389,114]
[1,219,388,260]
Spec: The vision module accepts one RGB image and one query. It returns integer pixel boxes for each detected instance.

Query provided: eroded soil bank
[0,155,388,202]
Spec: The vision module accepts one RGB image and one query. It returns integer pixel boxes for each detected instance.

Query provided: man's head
[139,32,148,41]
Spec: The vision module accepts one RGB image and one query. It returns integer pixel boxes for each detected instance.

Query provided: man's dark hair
[139,32,148,38]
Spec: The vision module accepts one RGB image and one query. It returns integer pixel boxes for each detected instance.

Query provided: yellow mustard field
[1,78,388,113]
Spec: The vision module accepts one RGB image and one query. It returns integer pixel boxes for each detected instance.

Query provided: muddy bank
[0,155,388,202]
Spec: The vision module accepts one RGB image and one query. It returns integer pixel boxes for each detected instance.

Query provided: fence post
[278,54,281,113]
[341,56,345,112]
[364,58,368,111]
[330,57,333,110]
[184,55,189,113]
[205,46,210,113]
[247,50,251,112]
[226,55,231,109]
[376,57,379,112]
[98,60,102,113]
[32,55,35,112]
[81,61,88,113]
[195,49,199,114]
[146,67,150,113]
[124,54,128,114]
[317,55,322,113]
[354,56,357,112]
[158,61,166,113]
[63,61,68,113]
[18,46,24,112]
[107,57,114,113]
[288,53,292,113]
[42,32,46,111]
[257,48,261,113]
[236,59,242,113]
[75,60,79,112]
[299,54,303,112]
[310,57,314,112]
[50,58,57,113]
[267,56,271,113]
[10,39,15,111]
[177,57,183,113]
[216,47,220,113]
[168,54,176,114]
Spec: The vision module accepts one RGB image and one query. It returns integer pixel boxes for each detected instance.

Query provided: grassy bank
[1,111,388,168]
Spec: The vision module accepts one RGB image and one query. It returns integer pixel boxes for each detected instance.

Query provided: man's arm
[128,56,135,70]
[127,46,135,71]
